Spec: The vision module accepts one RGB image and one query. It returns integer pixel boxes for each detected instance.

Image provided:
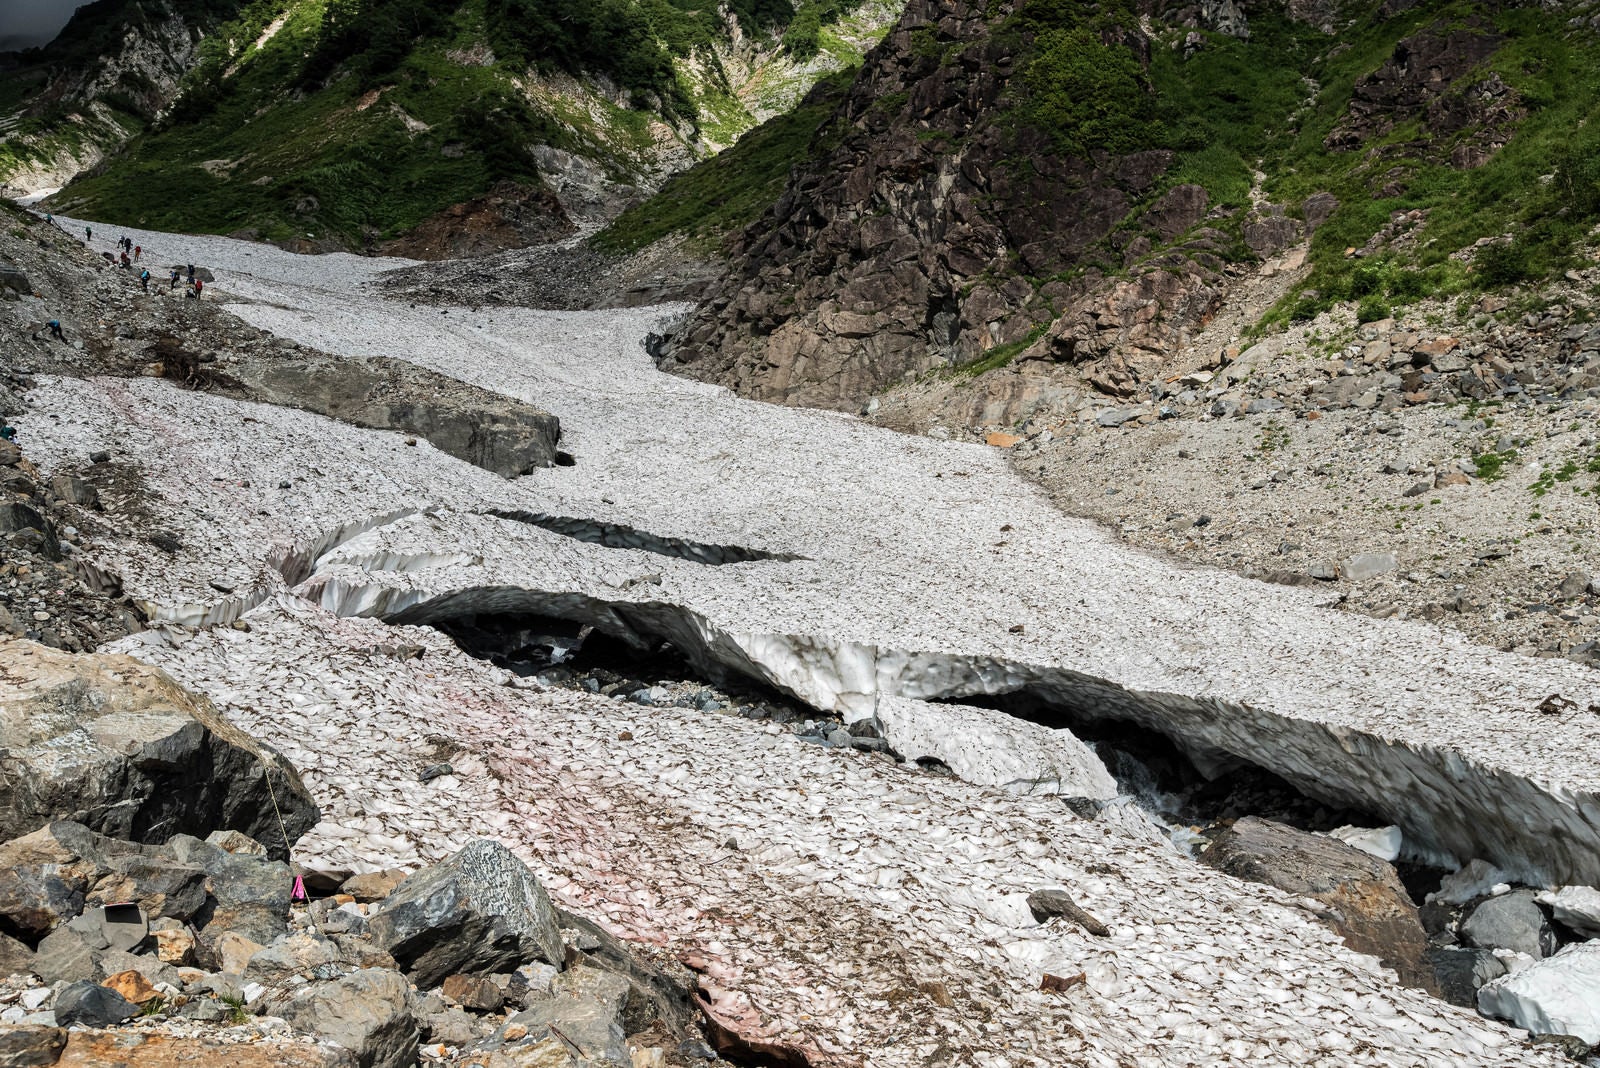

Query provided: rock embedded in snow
[1026,888,1110,936]
[1478,941,1600,1044]
[1537,886,1600,940]
[1432,858,1516,905]
[1201,816,1438,993]
[366,839,563,988]
[1461,889,1558,959]
[1428,946,1508,1008]
[0,639,318,856]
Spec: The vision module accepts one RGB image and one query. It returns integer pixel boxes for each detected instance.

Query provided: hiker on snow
[119,251,130,269]
[192,278,204,300]
[133,245,141,262]
[169,269,179,290]
[84,226,91,242]
[139,269,150,293]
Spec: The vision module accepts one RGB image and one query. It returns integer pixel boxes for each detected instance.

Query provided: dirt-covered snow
[14,219,1598,1066]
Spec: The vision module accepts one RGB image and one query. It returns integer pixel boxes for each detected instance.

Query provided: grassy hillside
[997,0,1600,325]
[40,0,886,247]
[592,66,855,255]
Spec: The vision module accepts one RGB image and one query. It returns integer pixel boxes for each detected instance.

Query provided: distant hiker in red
[119,251,130,269]
[133,245,141,262]
[189,278,204,300]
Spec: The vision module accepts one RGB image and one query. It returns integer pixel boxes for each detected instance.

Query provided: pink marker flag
[291,874,308,901]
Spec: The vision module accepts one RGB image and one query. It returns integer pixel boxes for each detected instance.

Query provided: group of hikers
[34,213,210,347]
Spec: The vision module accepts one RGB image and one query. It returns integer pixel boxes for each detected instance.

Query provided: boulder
[272,968,419,1068]
[0,640,318,857]
[553,908,701,1040]
[442,974,503,1013]
[1200,817,1437,993]
[1460,889,1557,958]
[0,1025,66,1067]
[490,965,629,1067]
[1427,946,1507,1008]
[53,980,136,1028]
[102,968,160,1005]
[367,840,562,989]
[1478,942,1600,1045]
[0,932,35,978]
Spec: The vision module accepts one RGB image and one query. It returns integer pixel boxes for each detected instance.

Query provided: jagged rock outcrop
[665,0,1156,410]
[0,640,318,855]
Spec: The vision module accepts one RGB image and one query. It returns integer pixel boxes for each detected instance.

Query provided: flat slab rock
[1201,816,1437,993]
[0,639,318,856]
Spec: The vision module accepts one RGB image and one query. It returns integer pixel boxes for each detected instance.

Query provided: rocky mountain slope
[19,0,898,255]
[660,0,1600,419]
[627,0,1600,665]
[0,0,237,199]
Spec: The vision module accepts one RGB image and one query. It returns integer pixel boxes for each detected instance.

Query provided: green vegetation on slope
[45,0,868,246]
[592,66,857,255]
[998,0,1600,325]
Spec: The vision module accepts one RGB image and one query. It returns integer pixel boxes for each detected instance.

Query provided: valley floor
[10,218,1600,1065]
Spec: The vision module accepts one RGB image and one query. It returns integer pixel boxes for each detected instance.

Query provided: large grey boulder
[1201,817,1437,994]
[1460,889,1557,958]
[271,968,418,1068]
[367,840,562,989]
[0,639,318,857]
[53,980,137,1027]
[234,357,562,477]
[498,965,630,1066]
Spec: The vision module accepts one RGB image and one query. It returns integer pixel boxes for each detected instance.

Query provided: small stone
[342,869,410,903]
[1556,572,1592,600]
[1026,889,1109,936]
[441,973,503,1012]
[89,451,110,464]
[155,928,196,966]
[418,763,452,783]
[1338,552,1398,582]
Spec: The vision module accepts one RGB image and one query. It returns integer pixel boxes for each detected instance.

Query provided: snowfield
[17,219,1600,1065]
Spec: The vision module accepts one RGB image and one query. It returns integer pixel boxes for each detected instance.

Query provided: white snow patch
[1537,887,1600,939]
[874,694,1117,799]
[1478,942,1600,1044]
[1327,825,1403,862]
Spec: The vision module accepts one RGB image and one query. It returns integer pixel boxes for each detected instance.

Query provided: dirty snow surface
[20,222,1600,1067]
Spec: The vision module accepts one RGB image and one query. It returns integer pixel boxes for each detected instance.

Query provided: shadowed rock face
[1201,816,1438,994]
[0,639,318,857]
[160,348,562,478]
[663,0,1184,411]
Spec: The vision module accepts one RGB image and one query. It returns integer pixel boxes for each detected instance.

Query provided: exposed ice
[14,218,1594,1065]
[1478,942,1600,1044]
